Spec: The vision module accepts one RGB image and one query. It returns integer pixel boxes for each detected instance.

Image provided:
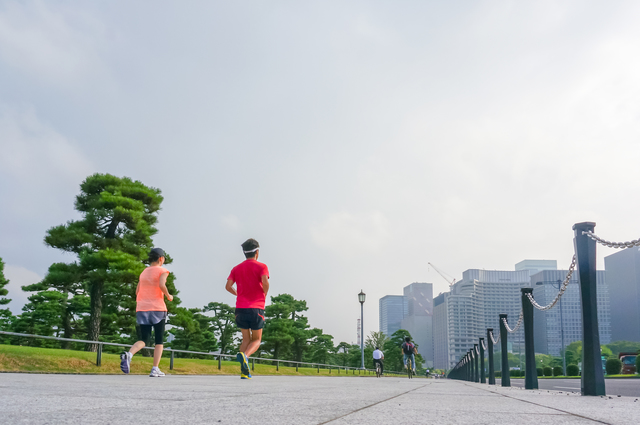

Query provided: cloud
[310,211,389,259]
[0,0,109,87]
[3,265,41,314]
[0,105,93,184]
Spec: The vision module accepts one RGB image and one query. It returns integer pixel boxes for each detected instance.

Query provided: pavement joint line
[464,383,612,425]
[315,383,430,425]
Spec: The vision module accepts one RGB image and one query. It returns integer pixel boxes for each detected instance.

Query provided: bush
[606,358,622,375]
[553,366,563,376]
[543,366,553,376]
[495,371,501,378]
[566,364,580,376]
[637,354,640,374]
[536,367,543,377]
[509,369,520,377]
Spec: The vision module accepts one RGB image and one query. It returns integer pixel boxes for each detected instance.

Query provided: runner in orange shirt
[120,248,174,377]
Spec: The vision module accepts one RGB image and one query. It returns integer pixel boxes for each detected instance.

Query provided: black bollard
[522,288,538,390]
[170,350,174,370]
[479,338,485,384]
[469,351,474,382]
[96,343,102,366]
[499,314,510,387]
[474,344,480,382]
[487,329,495,385]
[573,222,606,396]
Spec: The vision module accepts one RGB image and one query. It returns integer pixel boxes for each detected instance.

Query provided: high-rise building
[604,248,640,342]
[379,295,408,337]
[531,270,610,356]
[515,259,558,276]
[401,282,434,367]
[433,268,532,370]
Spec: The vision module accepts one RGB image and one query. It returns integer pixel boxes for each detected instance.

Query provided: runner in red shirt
[225,238,270,379]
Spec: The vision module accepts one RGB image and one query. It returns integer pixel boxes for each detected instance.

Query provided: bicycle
[407,358,413,379]
[375,362,382,378]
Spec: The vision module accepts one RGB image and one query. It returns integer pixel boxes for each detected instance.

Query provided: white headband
[243,247,259,253]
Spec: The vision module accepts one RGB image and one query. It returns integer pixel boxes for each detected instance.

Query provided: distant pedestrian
[120,248,174,377]
[225,238,270,380]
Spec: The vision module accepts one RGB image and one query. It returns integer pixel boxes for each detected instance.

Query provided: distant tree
[0,258,13,332]
[365,331,389,350]
[11,291,66,345]
[203,302,238,354]
[383,329,424,372]
[309,333,334,365]
[41,173,180,350]
[335,342,351,366]
[168,307,218,354]
[606,341,640,356]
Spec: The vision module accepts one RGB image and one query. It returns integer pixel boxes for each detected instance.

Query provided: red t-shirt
[227,259,269,309]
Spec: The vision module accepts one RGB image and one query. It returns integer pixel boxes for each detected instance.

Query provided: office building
[379,295,408,337]
[401,282,434,367]
[532,270,610,356]
[515,259,558,276]
[604,248,640,342]
[433,268,533,370]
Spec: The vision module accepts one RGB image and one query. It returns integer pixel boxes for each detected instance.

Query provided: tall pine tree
[42,173,180,350]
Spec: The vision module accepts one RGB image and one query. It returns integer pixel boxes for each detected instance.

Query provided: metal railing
[0,330,406,376]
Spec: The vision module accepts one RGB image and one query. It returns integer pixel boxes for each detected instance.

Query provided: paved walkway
[1,374,639,424]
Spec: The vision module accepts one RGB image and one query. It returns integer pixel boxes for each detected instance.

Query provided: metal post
[276,360,279,372]
[522,288,538,390]
[296,363,299,372]
[573,222,606,396]
[360,302,364,370]
[487,329,495,385]
[218,354,221,370]
[170,350,174,370]
[499,314,510,387]
[318,365,320,373]
[474,344,480,382]
[252,358,255,371]
[96,343,102,366]
[558,281,567,377]
[479,338,486,384]
[468,352,473,381]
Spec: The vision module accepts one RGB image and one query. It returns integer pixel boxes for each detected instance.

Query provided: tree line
[0,173,422,372]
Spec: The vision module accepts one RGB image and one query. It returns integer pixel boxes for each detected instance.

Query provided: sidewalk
[1,374,638,424]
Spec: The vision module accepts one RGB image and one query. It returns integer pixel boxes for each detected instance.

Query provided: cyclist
[401,336,417,373]
[372,346,384,376]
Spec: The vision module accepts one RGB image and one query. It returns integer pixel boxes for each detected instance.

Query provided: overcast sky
[1,1,639,344]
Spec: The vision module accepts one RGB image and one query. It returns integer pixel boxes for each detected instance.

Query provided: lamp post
[536,280,566,376]
[358,290,366,369]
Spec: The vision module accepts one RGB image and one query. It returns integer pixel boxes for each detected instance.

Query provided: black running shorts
[235,308,265,330]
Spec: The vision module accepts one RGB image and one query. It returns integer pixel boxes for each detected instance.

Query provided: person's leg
[411,354,416,371]
[129,340,146,355]
[153,345,164,367]
[239,328,251,353]
[243,329,262,357]
[152,320,165,368]
[121,325,149,374]
[380,360,384,374]
[403,354,408,368]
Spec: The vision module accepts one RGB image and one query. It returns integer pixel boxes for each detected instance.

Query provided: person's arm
[261,275,270,296]
[225,279,237,296]
[381,354,384,359]
[159,272,173,301]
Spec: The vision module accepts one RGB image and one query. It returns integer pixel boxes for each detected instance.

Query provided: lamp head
[358,290,366,304]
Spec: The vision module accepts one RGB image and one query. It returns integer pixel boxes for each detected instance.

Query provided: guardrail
[0,330,406,376]
[448,221,635,396]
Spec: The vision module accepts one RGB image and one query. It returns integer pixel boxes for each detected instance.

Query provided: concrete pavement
[1,374,639,424]
[503,378,640,397]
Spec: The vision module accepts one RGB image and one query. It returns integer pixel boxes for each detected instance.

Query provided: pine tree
[41,173,180,350]
[0,258,13,332]
[203,302,238,354]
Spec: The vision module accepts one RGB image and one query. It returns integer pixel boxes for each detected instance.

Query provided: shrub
[536,367,543,377]
[520,370,526,377]
[606,358,622,375]
[553,366,563,376]
[636,354,640,374]
[543,366,553,376]
[566,364,580,376]
[509,369,520,377]
[495,371,501,378]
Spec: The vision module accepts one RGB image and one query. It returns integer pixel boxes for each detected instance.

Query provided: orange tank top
[136,266,169,312]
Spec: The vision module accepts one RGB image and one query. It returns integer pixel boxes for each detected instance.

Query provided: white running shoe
[149,367,165,377]
[120,351,132,374]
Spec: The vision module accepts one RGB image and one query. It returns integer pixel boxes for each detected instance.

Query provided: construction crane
[428,262,456,287]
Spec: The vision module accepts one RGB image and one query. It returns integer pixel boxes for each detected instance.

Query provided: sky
[1,0,640,344]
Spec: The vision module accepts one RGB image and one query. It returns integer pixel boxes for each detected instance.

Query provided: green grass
[0,344,381,377]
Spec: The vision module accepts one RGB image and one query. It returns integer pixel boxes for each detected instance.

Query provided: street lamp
[358,290,366,369]
[536,280,566,376]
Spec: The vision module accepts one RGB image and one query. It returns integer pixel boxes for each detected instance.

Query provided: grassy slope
[0,344,376,377]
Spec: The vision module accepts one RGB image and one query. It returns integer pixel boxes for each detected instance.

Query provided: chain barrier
[475,346,479,355]
[489,330,499,345]
[502,310,523,333]
[526,255,576,311]
[582,230,640,249]
[481,339,487,351]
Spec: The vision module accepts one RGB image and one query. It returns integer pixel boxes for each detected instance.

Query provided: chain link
[502,310,523,333]
[481,339,487,351]
[489,331,499,345]
[475,346,479,355]
[526,255,576,311]
[582,230,640,249]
